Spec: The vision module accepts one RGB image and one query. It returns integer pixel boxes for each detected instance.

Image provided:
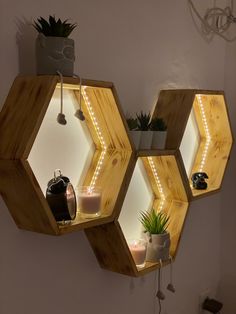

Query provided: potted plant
[150,117,167,149]
[126,116,140,149]
[136,111,152,149]
[33,15,77,76]
[140,209,170,262]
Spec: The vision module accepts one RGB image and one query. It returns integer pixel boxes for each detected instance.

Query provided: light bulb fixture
[147,157,166,211]
[196,95,211,173]
[189,0,236,42]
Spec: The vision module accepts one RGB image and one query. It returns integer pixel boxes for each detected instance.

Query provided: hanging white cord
[56,71,67,125]
[188,0,236,41]
[73,73,85,121]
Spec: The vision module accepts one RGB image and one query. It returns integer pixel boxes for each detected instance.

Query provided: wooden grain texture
[75,86,131,150]
[190,140,232,197]
[193,94,233,142]
[142,155,188,202]
[0,76,58,159]
[0,159,58,235]
[85,221,137,276]
[189,94,233,197]
[152,90,194,149]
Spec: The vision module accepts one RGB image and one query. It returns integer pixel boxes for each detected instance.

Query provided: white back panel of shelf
[28,88,94,195]
[118,158,153,241]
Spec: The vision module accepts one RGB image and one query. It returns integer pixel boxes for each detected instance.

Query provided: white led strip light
[82,86,107,188]
[196,95,211,172]
[147,157,166,211]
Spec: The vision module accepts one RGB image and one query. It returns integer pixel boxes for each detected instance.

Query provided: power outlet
[199,289,211,313]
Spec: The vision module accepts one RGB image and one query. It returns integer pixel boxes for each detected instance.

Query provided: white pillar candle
[128,239,147,268]
[78,186,101,218]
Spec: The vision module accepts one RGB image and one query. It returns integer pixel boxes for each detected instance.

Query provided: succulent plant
[139,209,170,234]
[126,117,138,130]
[150,117,167,131]
[136,111,151,131]
[33,15,77,37]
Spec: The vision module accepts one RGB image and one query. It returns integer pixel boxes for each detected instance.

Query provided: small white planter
[146,233,170,262]
[151,131,167,149]
[139,131,153,149]
[130,131,141,149]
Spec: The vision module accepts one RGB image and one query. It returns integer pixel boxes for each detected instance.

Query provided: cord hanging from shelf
[56,71,67,125]
[73,73,85,121]
[188,0,236,41]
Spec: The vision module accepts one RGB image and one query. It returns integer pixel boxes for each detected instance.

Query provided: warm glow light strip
[147,157,166,211]
[196,95,211,172]
[82,86,107,188]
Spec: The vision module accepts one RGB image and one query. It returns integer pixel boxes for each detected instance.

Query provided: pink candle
[128,239,147,268]
[78,186,101,218]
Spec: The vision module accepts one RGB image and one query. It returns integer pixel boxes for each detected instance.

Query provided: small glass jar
[77,186,102,219]
[128,238,147,269]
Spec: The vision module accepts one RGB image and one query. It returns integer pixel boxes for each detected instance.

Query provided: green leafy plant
[139,209,170,234]
[33,15,77,37]
[150,117,167,131]
[136,111,151,131]
[126,117,138,130]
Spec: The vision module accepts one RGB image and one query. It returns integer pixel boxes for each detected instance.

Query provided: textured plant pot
[35,34,75,76]
[146,233,170,262]
[139,131,153,149]
[151,131,167,149]
[130,131,141,149]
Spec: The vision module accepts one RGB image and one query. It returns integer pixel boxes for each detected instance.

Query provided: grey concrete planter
[146,232,170,262]
[35,34,75,76]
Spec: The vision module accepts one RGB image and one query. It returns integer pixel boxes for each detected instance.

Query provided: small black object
[191,172,208,190]
[46,169,76,222]
[57,113,67,125]
[74,109,85,121]
[202,297,223,313]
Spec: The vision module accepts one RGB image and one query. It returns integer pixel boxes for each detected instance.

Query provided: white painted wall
[0,1,234,313]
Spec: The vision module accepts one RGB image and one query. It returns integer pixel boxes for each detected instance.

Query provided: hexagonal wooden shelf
[152,90,233,199]
[85,150,189,277]
[0,76,133,235]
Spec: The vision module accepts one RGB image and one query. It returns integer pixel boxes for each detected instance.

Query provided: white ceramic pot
[35,34,75,76]
[139,131,153,149]
[151,131,167,149]
[146,232,170,262]
[130,131,141,149]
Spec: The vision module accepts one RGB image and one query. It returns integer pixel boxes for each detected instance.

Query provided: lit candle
[128,239,147,268]
[78,186,101,218]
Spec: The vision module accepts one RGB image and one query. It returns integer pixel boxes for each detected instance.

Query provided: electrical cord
[188,0,236,41]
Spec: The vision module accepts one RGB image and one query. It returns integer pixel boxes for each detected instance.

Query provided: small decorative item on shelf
[126,115,140,149]
[140,209,170,262]
[78,186,102,218]
[46,169,77,222]
[128,238,147,268]
[191,172,208,189]
[150,117,167,149]
[136,111,152,149]
[33,15,77,76]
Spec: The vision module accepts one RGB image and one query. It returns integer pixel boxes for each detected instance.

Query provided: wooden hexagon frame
[0,76,133,235]
[85,150,189,277]
[152,89,233,200]
[0,78,233,277]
